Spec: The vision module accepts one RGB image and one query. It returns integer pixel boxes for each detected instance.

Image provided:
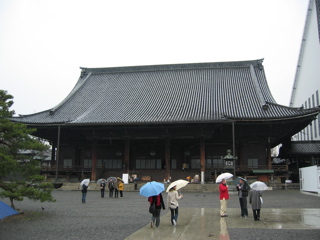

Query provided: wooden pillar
[51,141,56,167]
[165,137,171,181]
[200,136,205,184]
[267,137,272,169]
[232,122,236,177]
[124,138,130,173]
[55,126,61,181]
[91,139,97,181]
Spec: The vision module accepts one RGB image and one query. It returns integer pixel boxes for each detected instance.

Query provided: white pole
[201,171,205,184]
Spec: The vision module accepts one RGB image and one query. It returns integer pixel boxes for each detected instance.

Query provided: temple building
[12,59,320,183]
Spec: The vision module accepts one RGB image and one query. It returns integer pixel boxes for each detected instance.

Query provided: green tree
[0,90,55,209]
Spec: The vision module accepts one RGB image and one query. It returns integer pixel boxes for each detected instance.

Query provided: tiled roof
[289,141,320,155]
[12,59,320,125]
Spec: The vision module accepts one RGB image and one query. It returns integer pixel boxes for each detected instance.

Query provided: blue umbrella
[139,181,165,198]
[0,201,19,220]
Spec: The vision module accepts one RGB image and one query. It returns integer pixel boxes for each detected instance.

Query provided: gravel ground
[0,189,320,240]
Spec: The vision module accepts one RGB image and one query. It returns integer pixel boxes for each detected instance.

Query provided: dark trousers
[109,188,114,197]
[151,208,161,228]
[170,207,179,225]
[119,190,123,197]
[101,189,105,198]
[239,197,248,217]
[115,189,119,198]
[253,209,261,220]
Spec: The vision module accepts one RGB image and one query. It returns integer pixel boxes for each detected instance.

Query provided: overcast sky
[0,0,309,116]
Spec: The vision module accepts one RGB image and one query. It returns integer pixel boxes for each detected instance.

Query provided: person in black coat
[148,193,165,228]
[236,177,250,218]
[100,180,106,198]
[108,179,115,197]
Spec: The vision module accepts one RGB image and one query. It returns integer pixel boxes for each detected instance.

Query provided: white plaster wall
[299,166,320,193]
[292,2,320,108]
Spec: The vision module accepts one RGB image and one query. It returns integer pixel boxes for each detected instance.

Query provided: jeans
[239,197,248,217]
[151,208,161,228]
[82,192,87,203]
[101,189,105,198]
[170,207,179,225]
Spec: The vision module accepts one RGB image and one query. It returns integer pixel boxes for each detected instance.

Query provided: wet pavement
[125,208,320,240]
[1,190,320,240]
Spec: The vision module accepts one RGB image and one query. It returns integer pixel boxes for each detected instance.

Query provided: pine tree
[0,90,55,209]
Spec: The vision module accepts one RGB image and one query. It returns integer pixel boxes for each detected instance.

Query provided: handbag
[149,202,155,213]
[170,201,177,209]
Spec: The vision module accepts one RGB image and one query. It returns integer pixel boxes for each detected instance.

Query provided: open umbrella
[0,201,20,220]
[97,178,107,185]
[106,177,117,183]
[80,178,90,188]
[250,181,268,191]
[215,173,233,183]
[166,179,189,192]
[233,177,248,185]
[140,181,164,198]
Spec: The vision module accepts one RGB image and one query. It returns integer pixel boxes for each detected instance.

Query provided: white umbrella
[215,173,233,183]
[80,178,90,188]
[250,181,268,191]
[166,179,189,192]
[97,178,107,185]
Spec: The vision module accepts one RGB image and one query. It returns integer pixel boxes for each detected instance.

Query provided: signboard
[122,173,129,184]
[285,180,292,184]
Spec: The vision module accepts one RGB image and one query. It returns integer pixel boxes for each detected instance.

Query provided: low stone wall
[58,182,220,192]
[55,182,299,192]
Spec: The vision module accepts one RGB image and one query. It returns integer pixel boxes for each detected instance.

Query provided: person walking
[236,177,250,218]
[108,179,115,197]
[148,193,165,228]
[219,178,229,217]
[118,180,124,197]
[100,180,106,198]
[167,186,183,226]
[249,189,262,221]
[81,184,88,203]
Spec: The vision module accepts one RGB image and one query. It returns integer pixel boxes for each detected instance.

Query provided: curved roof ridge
[266,101,320,112]
[50,72,92,114]
[80,59,264,74]
[250,64,266,108]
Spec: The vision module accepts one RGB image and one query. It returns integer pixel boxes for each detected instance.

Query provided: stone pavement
[125,208,320,240]
[1,190,320,240]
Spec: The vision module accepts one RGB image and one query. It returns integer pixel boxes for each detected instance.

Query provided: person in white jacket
[167,186,183,226]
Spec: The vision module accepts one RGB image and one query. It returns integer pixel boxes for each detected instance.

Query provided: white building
[290,0,320,141]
